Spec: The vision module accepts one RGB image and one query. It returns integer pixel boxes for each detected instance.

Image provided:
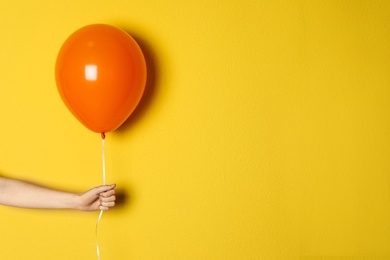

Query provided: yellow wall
[0,0,389,259]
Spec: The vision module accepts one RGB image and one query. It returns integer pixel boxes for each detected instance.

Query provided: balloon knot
[101,132,106,140]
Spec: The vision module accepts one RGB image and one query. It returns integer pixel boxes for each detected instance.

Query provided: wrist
[69,193,82,210]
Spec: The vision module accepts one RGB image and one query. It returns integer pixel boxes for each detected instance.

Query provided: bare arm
[0,177,116,211]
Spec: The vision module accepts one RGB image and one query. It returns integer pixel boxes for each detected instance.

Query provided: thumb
[93,184,116,194]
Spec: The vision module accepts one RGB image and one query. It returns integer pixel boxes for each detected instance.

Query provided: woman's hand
[77,184,116,211]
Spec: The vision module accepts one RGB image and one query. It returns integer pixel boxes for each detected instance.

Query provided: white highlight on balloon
[85,65,98,81]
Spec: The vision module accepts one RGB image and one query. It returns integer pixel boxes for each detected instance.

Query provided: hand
[77,184,116,211]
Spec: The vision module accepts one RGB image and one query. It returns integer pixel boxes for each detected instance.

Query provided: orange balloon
[55,24,147,134]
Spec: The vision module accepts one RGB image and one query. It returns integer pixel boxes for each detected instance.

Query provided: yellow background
[0,0,389,259]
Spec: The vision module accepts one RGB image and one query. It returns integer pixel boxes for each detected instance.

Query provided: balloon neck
[101,132,106,140]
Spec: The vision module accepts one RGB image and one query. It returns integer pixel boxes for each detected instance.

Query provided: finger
[99,206,109,211]
[100,195,116,202]
[101,201,115,207]
[94,184,116,194]
[100,189,115,197]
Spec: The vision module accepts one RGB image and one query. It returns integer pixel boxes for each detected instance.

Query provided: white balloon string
[96,136,106,260]
[96,210,103,260]
[102,137,106,185]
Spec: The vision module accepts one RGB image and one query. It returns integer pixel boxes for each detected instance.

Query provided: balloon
[55,24,147,134]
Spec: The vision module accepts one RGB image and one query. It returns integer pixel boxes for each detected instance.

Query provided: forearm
[0,177,79,209]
